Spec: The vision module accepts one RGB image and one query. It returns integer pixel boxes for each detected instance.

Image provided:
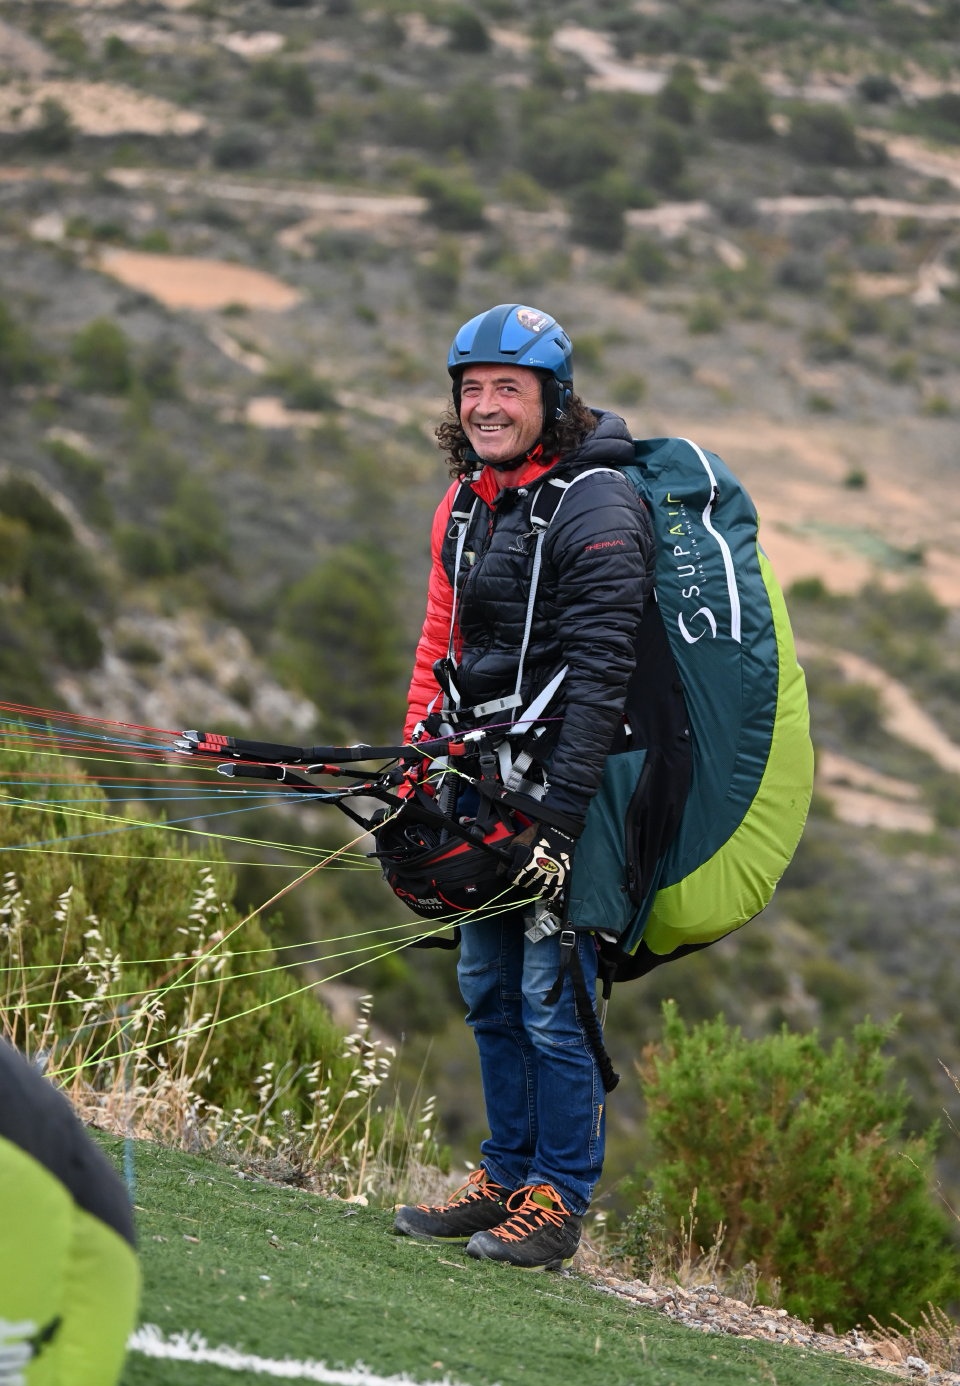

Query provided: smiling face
[458,363,544,466]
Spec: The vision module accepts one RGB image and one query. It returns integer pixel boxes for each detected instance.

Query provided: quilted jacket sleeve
[539,470,654,823]
[403,484,458,739]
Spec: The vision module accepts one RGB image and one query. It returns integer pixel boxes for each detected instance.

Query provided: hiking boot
[394,1168,511,1241]
[465,1183,582,1270]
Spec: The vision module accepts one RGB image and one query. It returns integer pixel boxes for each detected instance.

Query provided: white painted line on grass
[128,1325,473,1385]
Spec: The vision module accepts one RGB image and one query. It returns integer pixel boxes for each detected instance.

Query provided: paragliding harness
[176,718,622,1094]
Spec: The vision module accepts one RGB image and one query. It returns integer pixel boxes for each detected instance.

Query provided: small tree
[0,299,46,387]
[71,318,133,394]
[415,169,486,232]
[278,543,407,742]
[787,105,861,167]
[709,69,773,143]
[568,175,630,253]
[24,98,74,154]
[415,237,462,309]
[636,1003,960,1330]
[656,63,700,126]
[645,121,687,194]
[446,6,491,53]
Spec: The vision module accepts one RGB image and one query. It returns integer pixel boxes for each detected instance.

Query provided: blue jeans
[456,916,606,1215]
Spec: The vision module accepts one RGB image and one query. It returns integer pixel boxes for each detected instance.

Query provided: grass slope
[110,1135,896,1386]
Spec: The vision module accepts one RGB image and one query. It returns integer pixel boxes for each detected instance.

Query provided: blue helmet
[447,303,573,420]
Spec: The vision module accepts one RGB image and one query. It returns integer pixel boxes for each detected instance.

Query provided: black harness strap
[544,930,620,1093]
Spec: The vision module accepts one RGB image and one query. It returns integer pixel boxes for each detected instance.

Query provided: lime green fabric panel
[0,1135,139,1386]
[59,1208,140,1386]
[0,1136,71,1386]
[642,546,813,956]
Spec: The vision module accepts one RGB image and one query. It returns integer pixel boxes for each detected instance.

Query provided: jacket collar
[469,444,559,505]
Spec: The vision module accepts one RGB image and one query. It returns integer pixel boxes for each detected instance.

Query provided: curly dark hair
[436,389,598,479]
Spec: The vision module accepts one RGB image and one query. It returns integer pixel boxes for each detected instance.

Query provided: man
[393,303,655,1270]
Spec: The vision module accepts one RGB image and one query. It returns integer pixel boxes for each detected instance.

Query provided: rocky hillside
[2,0,960,1202]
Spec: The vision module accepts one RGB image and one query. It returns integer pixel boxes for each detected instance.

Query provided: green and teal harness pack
[564,435,813,977]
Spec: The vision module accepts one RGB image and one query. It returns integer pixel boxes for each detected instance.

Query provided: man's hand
[508,821,580,905]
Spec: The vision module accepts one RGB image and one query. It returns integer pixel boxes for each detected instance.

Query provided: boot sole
[394,1210,508,1242]
[465,1248,574,1271]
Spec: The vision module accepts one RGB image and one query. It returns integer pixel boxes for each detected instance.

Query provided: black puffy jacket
[407,410,655,824]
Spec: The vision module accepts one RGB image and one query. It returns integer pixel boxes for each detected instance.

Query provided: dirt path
[815,748,934,833]
[0,80,204,136]
[96,247,303,310]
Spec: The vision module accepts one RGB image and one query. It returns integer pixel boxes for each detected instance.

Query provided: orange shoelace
[416,1167,500,1213]
[488,1184,570,1243]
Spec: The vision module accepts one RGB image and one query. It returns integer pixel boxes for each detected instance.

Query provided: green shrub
[925,771,960,830]
[115,523,175,579]
[376,92,444,152]
[804,322,853,362]
[775,252,827,293]
[618,236,672,288]
[445,7,491,53]
[872,581,947,635]
[636,1003,960,1329]
[843,465,868,489]
[139,337,181,400]
[0,606,53,707]
[518,113,621,190]
[23,99,75,154]
[161,475,231,571]
[277,543,407,742]
[709,69,773,143]
[497,171,550,211]
[39,600,104,670]
[0,476,71,539]
[899,93,960,144]
[414,169,486,232]
[212,126,265,169]
[439,84,502,159]
[47,25,88,66]
[655,63,700,126]
[787,575,835,605]
[265,361,337,412]
[843,296,888,336]
[610,373,647,407]
[0,299,47,387]
[645,121,687,194]
[104,34,136,65]
[415,238,462,309]
[71,318,133,395]
[568,176,629,253]
[829,679,883,741]
[252,59,315,117]
[888,351,918,384]
[0,482,109,670]
[787,105,861,167]
[0,740,355,1132]
[687,297,724,334]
